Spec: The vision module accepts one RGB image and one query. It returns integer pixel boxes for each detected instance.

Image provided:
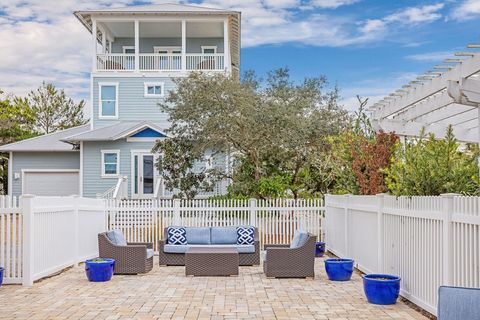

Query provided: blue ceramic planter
[85,258,115,282]
[362,274,401,305]
[324,258,354,281]
[315,242,326,257]
[0,267,4,287]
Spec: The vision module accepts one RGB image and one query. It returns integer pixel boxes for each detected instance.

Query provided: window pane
[101,101,116,116]
[203,48,215,54]
[101,85,116,100]
[154,86,162,94]
[104,153,117,163]
[124,48,135,54]
[147,86,155,94]
[104,163,117,175]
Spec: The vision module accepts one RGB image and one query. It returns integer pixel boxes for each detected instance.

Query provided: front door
[132,152,158,198]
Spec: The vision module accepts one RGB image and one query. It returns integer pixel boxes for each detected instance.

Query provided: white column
[249,198,257,227]
[181,20,186,72]
[173,199,181,225]
[92,19,97,71]
[101,27,106,54]
[134,20,139,72]
[344,194,350,257]
[441,193,457,286]
[73,195,80,266]
[21,194,35,286]
[223,18,230,72]
[376,193,385,273]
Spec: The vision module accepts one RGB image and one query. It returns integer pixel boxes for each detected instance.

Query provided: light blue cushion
[146,249,154,259]
[290,230,309,249]
[163,244,255,254]
[185,227,211,244]
[106,229,127,246]
[438,286,480,320]
[211,227,238,244]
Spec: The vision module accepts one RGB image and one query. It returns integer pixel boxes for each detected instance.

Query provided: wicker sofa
[263,232,316,278]
[159,226,260,266]
[98,232,154,274]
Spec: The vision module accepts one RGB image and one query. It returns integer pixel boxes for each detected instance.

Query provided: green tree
[385,126,480,196]
[16,82,87,134]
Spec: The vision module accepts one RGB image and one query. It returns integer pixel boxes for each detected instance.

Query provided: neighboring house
[0,3,240,199]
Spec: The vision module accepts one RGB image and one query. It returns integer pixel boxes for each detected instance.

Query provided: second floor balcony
[92,20,231,73]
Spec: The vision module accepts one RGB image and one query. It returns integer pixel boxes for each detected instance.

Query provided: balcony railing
[96,53,225,72]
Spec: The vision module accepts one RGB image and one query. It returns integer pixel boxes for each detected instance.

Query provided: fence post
[441,193,457,286]
[344,194,350,258]
[173,199,181,225]
[21,194,35,286]
[73,195,80,266]
[377,193,385,273]
[249,198,257,227]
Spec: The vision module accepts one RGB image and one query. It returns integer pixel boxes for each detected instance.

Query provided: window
[144,82,164,98]
[123,46,135,54]
[201,46,217,54]
[101,150,120,177]
[153,46,182,54]
[99,83,118,118]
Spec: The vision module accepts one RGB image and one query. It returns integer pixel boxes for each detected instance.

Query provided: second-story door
[132,152,159,199]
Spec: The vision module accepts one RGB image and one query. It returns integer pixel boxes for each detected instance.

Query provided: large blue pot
[85,258,115,282]
[324,258,354,281]
[0,267,4,287]
[315,242,326,257]
[362,274,401,305]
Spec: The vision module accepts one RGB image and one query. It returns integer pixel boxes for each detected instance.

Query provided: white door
[132,153,159,199]
[23,171,79,196]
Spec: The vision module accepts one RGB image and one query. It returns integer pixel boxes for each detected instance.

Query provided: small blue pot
[362,274,401,305]
[315,242,326,257]
[85,258,115,282]
[0,267,4,287]
[324,258,354,281]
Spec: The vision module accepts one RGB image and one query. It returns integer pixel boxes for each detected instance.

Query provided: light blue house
[0,3,240,199]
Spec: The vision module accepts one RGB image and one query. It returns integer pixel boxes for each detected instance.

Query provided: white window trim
[144,82,165,98]
[101,150,120,178]
[122,46,135,54]
[98,82,119,119]
[153,46,182,54]
[201,46,217,54]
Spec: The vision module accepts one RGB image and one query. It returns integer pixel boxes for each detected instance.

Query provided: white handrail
[97,176,127,199]
[154,177,164,198]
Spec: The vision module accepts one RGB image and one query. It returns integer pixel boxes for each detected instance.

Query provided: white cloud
[451,0,480,20]
[405,50,454,62]
[310,0,360,9]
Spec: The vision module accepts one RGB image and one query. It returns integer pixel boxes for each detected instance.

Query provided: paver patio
[0,257,429,320]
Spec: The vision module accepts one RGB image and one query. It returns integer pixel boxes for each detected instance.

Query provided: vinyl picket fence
[106,198,325,252]
[325,193,480,316]
[0,196,21,284]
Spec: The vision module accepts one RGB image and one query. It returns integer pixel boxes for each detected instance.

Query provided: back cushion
[211,227,238,244]
[185,227,211,244]
[167,227,187,245]
[106,229,127,246]
[236,226,255,245]
[290,230,309,249]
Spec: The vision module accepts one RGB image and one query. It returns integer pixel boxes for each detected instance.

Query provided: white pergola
[370,44,480,143]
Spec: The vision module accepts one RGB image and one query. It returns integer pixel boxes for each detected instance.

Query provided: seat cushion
[185,227,211,244]
[163,244,255,254]
[438,286,480,320]
[167,227,187,245]
[211,227,238,244]
[106,229,127,246]
[290,230,309,248]
[236,226,255,245]
[146,248,154,259]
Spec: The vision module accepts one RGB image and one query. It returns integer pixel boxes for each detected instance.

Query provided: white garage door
[23,171,79,196]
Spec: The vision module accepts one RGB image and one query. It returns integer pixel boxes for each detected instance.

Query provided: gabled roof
[0,124,90,152]
[63,121,169,143]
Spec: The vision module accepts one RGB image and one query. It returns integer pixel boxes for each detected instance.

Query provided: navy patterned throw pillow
[167,227,187,245]
[236,226,254,245]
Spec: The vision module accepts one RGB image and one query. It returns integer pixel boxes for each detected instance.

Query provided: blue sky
[0,0,479,111]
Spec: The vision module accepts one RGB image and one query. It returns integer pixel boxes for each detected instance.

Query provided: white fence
[106,198,324,252]
[0,196,21,284]
[325,194,480,316]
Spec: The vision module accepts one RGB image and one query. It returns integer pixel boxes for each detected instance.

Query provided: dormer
[74,3,241,78]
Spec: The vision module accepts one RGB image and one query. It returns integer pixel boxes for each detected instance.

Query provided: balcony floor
[0,257,429,320]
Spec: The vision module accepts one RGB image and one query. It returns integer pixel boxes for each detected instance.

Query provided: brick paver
[0,257,429,319]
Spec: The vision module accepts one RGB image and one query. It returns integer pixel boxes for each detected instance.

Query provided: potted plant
[324,258,354,281]
[0,267,4,287]
[85,258,115,282]
[362,274,401,305]
[315,242,326,257]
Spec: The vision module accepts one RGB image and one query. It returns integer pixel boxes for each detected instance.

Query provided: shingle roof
[79,3,236,13]
[62,121,169,142]
[0,124,90,152]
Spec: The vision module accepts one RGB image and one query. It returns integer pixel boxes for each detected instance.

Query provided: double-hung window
[144,82,164,98]
[99,83,118,118]
[101,150,120,177]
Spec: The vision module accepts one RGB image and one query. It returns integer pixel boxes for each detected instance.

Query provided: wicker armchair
[263,234,316,278]
[98,232,153,274]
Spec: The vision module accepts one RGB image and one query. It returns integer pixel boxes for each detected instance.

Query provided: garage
[23,170,80,196]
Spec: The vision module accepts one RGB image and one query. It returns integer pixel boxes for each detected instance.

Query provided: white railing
[140,54,182,71]
[0,195,22,284]
[325,194,480,316]
[106,198,324,252]
[186,54,224,71]
[96,54,135,71]
[154,178,164,198]
[97,176,128,200]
